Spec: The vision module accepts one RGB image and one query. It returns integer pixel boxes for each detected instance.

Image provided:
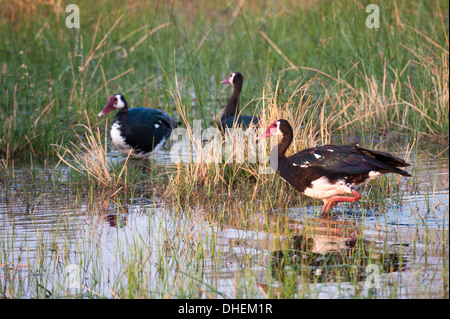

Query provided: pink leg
[322,190,361,213]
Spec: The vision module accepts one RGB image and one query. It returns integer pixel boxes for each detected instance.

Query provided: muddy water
[0,143,448,299]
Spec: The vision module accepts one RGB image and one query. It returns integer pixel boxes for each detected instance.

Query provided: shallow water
[0,142,448,299]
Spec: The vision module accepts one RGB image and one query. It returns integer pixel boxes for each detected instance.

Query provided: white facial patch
[269,121,282,136]
[229,72,236,84]
[154,124,160,129]
[115,94,125,109]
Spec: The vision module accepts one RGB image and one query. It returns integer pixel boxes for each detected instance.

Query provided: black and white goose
[98,93,178,159]
[217,72,259,131]
[257,119,411,213]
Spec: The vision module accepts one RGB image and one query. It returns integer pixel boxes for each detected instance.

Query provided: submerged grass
[53,112,132,189]
[1,178,447,299]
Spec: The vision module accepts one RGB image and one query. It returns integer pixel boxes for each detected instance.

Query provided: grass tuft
[53,111,131,189]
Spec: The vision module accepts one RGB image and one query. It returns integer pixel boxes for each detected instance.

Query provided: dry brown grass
[162,73,372,203]
[54,111,131,188]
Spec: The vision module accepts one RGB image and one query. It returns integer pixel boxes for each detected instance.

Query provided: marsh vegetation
[0,0,448,299]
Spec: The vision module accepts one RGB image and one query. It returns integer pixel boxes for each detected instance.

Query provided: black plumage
[217,72,259,131]
[257,119,411,213]
[98,94,178,159]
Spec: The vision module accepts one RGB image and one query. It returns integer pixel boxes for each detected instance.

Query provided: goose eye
[113,97,118,101]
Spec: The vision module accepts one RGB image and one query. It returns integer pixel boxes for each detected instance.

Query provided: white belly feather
[110,122,130,154]
[303,176,353,199]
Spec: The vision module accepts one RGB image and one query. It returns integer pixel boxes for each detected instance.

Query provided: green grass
[0,0,448,159]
